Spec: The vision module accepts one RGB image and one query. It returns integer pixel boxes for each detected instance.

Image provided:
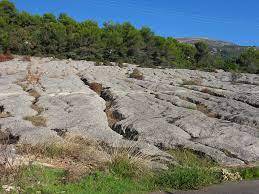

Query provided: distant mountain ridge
[176,37,238,47]
[176,37,251,59]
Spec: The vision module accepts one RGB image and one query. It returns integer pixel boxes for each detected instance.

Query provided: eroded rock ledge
[0,56,259,166]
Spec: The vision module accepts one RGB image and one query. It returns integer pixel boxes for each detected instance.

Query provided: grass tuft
[23,115,47,127]
[181,78,202,86]
[169,148,217,168]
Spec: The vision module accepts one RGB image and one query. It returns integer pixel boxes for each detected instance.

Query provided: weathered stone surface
[0,56,259,166]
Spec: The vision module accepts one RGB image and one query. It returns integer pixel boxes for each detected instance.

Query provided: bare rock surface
[0,57,259,166]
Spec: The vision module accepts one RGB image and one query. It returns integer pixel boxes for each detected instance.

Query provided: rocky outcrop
[0,56,259,166]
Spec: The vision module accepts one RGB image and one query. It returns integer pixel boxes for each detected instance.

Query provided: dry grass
[0,139,21,185]
[201,88,210,94]
[27,89,44,114]
[16,135,110,182]
[0,53,13,62]
[104,102,120,128]
[129,69,144,80]
[89,82,103,95]
[196,104,219,118]
[23,116,47,127]
[21,56,31,62]
[25,69,42,85]
[30,104,44,114]
[27,89,40,99]
[107,144,152,179]
[201,88,224,97]
[182,78,202,86]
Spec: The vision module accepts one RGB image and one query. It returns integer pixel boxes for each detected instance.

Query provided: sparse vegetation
[0,111,11,118]
[25,69,42,85]
[30,104,44,114]
[169,148,217,168]
[0,105,11,118]
[27,88,40,99]
[23,115,47,127]
[196,104,219,118]
[129,68,144,80]
[102,60,113,66]
[230,71,242,83]
[235,166,259,180]
[105,102,120,128]
[21,55,31,62]
[181,78,202,86]
[89,82,103,95]
[0,53,13,62]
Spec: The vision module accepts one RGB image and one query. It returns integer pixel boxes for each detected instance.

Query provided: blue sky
[11,0,259,46]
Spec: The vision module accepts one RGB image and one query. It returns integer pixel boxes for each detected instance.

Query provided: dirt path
[150,180,259,194]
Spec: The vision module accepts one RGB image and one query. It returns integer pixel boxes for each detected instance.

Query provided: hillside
[176,37,238,46]
[177,37,250,59]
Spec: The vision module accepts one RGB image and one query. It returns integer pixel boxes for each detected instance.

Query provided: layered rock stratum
[0,56,259,166]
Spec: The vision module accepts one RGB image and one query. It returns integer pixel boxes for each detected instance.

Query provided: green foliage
[236,167,259,180]
[169,148,217,168]
[195,41,209,62]
[0,0,17,18]
[0,0,258,73]
[7,165,154,194]
[154,166,221,190]
[237,47,259,73]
